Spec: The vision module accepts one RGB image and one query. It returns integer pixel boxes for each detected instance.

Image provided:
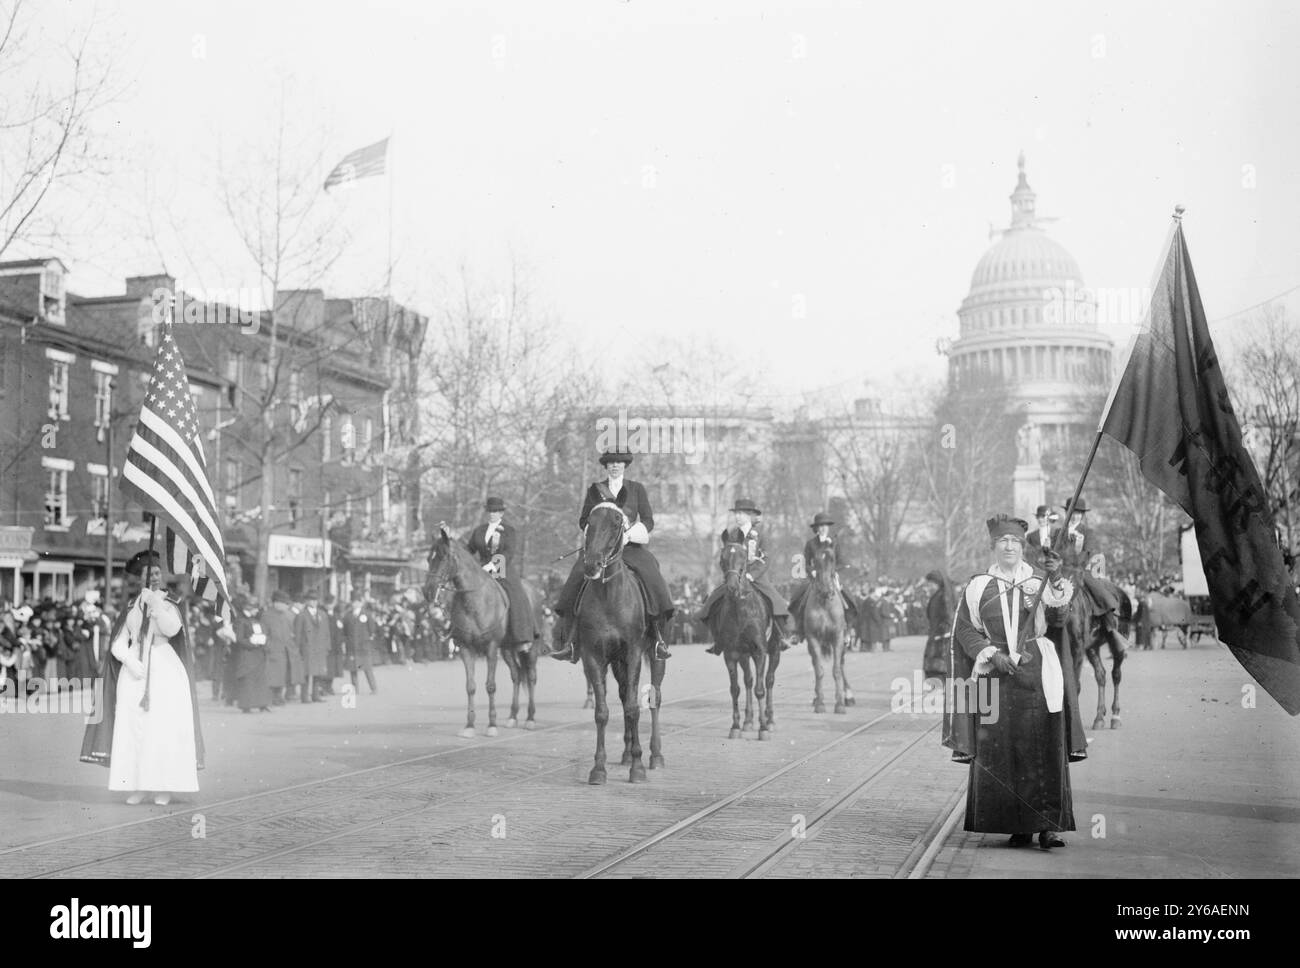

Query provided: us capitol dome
[947,153,1114,454]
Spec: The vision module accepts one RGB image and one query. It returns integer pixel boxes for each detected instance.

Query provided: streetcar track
[732,720,943,879]
[191,707,754,879]
[20,666,834,878]
[5,674,776,862]
[577,706,903,878]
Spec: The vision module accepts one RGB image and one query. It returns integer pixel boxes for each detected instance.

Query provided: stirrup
[653,639,672,660]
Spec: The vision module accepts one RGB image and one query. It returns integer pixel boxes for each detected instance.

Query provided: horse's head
[423,523,460,599]
[583,503,627,580]
[720,541,750,597]
[811,541,838,593]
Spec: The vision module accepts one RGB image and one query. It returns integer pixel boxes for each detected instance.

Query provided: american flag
[121,323,231,625]
[323,137,389,190]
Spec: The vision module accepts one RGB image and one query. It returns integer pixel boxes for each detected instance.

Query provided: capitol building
[948,154,1114,458]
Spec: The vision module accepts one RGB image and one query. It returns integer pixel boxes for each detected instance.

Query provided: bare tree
[0,1,122,258]
[916,382,1018,578]
[1227,305,1300,560]
[819,396,925,577]
[420,258,603,572]
[151,94,356,600]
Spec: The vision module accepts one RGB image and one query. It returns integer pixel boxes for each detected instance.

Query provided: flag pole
[139,512,157,711]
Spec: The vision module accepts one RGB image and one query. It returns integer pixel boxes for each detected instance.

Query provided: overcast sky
[34,0,1300,406]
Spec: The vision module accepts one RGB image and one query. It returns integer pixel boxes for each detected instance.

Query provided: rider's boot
[548,612,578,662]
[650,614,672,661]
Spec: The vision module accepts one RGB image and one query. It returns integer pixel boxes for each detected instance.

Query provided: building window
[344,494,353,522]
[322,414,332,461]
[340,416,355,461]
[288,369,301,408]
[224,460,240,513]
[363,417,374,452]
[700,483,711,506]
[364,496,374,534]
[48,360,70,419]
[93,370,113,429]
[44,467,69,527]
[288,468,303,526]
[90,469,110,520]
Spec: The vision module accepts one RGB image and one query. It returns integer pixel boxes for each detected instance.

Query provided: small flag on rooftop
[324,137,389,191]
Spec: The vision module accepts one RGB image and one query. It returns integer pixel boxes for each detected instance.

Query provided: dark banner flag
[1100,217,1300,714]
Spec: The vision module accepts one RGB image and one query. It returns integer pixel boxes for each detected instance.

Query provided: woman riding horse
[696,498,795,653]
[550,452,674,662]
[466,496,539,652]
[788,512,859,640]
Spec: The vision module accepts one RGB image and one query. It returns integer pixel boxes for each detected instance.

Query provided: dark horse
[1060,564,1128,730]
[423,524,544,736]
[802,541,855,714]
[707,541,779,740]
[575,503,665,784]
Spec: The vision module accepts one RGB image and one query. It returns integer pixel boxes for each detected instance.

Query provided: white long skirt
[108,642,199,792]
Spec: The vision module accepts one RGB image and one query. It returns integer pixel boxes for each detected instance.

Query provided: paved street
[0,634,1296,877]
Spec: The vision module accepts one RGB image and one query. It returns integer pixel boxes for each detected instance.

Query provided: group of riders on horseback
[454,451,866,666]
[452,453,1127,696]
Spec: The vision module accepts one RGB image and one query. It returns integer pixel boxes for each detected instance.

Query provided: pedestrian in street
[922,569,954,682]
[342,596,378,695]
[322,595,343,694]
[263,590,299,706]
[79,549,205,805]
[944,514,1077,851]
[294,587,331,702]
[232,595,272,713]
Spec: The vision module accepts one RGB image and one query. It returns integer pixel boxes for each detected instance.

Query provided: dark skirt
[555,546,675,619]
[499,576,539,645]
[923,634,950,679]
[696,577,787,622]
[235,648,272,711]
[789,582,857,624]
[965,653,1075,835]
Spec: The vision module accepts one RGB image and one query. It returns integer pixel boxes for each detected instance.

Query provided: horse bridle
[585,502,629,582]
[721,542,752,596]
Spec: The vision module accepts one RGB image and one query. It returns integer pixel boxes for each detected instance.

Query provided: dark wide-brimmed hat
[810,512,835,529]
[484,496,506,512]
[1063,496,1090,514]
[986,514,1029,540]
[1034,504,1050,517]
[731,498,761,515]
[599,451,634,466]
[125,549,162,577]
[271,589,291,604]
[233,593,257,612]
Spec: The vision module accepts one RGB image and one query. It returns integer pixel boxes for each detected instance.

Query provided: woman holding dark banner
[80,549,204,805]
[944,515,1079,851]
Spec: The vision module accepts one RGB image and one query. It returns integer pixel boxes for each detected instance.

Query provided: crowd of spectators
[1,596,109,698]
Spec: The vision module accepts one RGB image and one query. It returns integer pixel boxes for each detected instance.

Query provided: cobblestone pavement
[1,638,954,878]
[3,634,1294,877]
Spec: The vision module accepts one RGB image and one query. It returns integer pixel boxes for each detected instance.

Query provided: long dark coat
[263,607,301,689]
[467,521,538,646]
[233,614,272,711]
[294,605,332,678]
[555,478,675,618]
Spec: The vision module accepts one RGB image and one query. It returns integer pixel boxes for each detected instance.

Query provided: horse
[1059,563,1128,730]
[499,598,550,730]
[801,541,854,714]
[423,523,544,736]
[573,502,665,784]
[706,541,779,740]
